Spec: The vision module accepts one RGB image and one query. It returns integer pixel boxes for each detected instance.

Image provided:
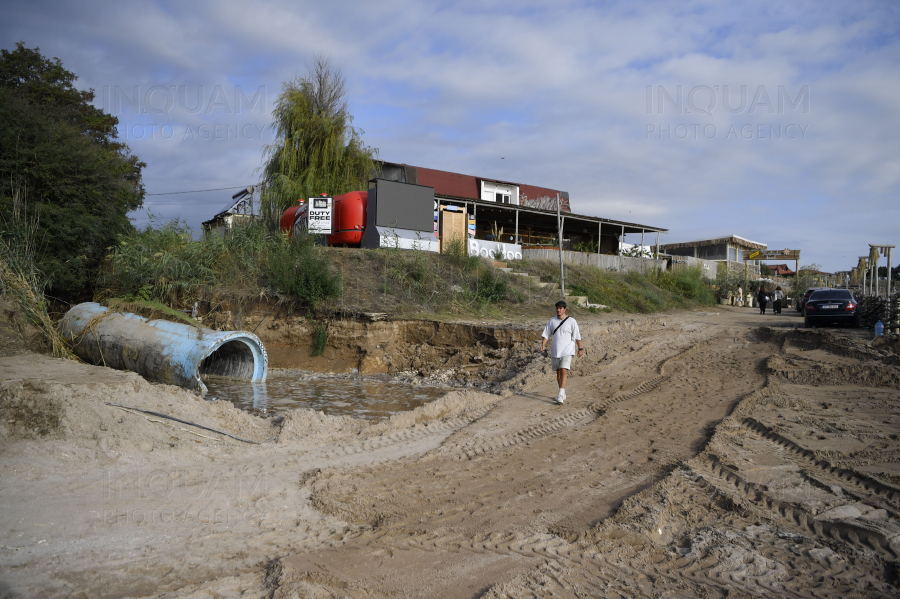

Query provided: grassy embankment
[514,258,716,314]
[2,217,715,355]
[96,220,715,322]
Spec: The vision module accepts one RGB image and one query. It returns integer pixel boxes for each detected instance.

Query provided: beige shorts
[551,355,573,370]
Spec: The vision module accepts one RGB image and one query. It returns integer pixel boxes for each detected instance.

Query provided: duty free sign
[308,197,333,235]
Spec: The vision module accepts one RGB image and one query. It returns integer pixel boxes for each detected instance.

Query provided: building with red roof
[375,161,667,254]
[769,264,796,276]
[379,161,571,212]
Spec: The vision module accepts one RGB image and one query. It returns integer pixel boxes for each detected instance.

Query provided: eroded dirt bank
[1,308,899,598]
[241,310,539,380]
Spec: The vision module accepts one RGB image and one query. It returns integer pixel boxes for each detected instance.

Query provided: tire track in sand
[741,417,900,504]
[442,373,671,460]
[311,403,497,460]
[444,409,597,459]
[690,454,899,559]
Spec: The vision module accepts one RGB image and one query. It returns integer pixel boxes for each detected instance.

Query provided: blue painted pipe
[60,302,268,394]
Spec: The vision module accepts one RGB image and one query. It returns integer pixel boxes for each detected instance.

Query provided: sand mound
[0,355,275,452]
[276,408,368,443]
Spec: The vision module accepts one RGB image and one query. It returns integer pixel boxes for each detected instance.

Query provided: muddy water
[203,370,455,420]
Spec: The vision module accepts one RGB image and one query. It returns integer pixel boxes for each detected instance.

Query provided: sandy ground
[1,307,899,598]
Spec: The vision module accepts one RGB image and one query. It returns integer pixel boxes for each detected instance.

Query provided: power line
[145,185,250,196]
[140,200,231,205]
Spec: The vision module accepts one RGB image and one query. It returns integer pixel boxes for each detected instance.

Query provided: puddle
[203,370,456,420]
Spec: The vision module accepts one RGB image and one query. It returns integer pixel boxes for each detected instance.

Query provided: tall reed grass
[100,220,342,308]
[0,181,74,358]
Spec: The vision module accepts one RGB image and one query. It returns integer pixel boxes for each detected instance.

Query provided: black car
[803,289,859,328]
[796,287,827,312]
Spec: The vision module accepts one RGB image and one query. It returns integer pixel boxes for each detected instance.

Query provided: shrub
[654,266,716,304]
[100,219,218,302]
[442,236,479,272]
[474,266,512,303]
[264,234,342,306]
[101,219,342,308]
[310,323,328,356]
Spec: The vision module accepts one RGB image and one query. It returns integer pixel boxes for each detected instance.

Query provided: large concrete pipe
[60,303,267,394]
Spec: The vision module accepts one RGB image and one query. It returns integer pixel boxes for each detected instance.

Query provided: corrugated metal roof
[381,161,572,213]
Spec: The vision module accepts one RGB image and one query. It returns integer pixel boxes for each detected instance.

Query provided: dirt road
[1,307,899,598]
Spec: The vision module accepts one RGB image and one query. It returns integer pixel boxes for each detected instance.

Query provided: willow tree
[259,56,378,228]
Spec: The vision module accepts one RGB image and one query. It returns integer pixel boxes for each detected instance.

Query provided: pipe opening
[200,339,256,379]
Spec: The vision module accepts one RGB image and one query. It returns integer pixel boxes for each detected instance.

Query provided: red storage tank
[280,200,307,237]
[327,191,367,247]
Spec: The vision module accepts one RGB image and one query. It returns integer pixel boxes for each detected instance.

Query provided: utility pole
[557,193,565,297]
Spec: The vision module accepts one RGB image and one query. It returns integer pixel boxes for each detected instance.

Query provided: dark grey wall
[697,243,727,260]
[372,179,434,231]
[667,247,695,257]
[379,163,407,183]
[377,162,419,185]
[360,181,380,248]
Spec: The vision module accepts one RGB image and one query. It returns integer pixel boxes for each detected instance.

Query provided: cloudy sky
[3,0,898,273]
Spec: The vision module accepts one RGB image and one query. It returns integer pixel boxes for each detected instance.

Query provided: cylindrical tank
[280,200,307,237]
[327,191,367,247]
[60,303,268,395]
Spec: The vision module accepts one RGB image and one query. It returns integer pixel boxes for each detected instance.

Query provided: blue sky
[3,0,898,273]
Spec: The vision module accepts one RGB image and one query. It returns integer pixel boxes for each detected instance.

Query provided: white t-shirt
[542,316,582,358]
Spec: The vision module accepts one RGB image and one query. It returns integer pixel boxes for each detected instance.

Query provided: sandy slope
[1,308,898,598]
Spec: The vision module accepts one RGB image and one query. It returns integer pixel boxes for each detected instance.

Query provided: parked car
[796,287,827,313]
[803,289,859,328]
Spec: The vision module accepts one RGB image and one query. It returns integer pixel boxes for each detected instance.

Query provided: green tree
[790,263,822,295]
[259,56,378,228]
[0,42,145,295]
[878,264,900,278]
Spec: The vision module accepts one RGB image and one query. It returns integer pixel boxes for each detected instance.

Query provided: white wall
[523,249,666,273]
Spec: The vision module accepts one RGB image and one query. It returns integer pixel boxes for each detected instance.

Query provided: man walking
[539,300,584,405]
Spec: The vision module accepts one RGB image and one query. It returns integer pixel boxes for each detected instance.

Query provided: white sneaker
[556,389,565,404]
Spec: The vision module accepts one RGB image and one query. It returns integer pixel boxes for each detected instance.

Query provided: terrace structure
[378,161,667,257]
